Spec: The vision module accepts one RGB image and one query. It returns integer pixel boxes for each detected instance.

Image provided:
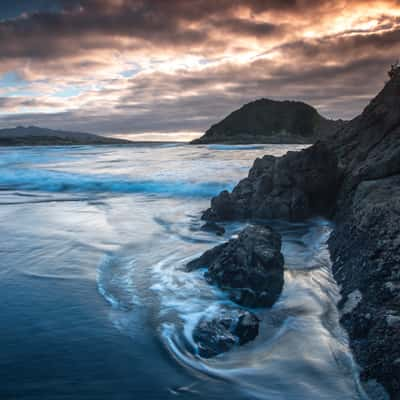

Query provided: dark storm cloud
[0,0,360,62]
[0,52,390,135]
[0,0,397,59]
[0,0,399,137]
[0,0,292,61]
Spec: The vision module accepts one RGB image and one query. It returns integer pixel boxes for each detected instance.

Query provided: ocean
[0,143,366,399]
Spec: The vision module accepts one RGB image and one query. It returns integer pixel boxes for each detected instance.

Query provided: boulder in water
[192,308,259,358]
[187,225,284,307]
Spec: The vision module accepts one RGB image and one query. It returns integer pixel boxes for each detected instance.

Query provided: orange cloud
[0,0,399,137]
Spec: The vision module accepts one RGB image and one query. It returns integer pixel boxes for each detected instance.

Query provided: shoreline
[199,72,400,398]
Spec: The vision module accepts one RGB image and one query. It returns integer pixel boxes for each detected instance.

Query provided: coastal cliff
[202,71,400,398]
[191,98,344,144]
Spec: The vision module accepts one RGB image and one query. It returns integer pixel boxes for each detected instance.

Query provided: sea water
[0,144,367,399]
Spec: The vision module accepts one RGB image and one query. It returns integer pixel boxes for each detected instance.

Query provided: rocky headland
[191,98,344,145]
[0,126,133,146]
[200,70,400,397]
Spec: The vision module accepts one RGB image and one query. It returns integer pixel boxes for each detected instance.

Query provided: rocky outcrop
[326,72,400,397]
[187,225,284,308]
[203,141,341,221]
[201,69,400,397]
[193,308,259,358]
[329,176,400,397]
[200,221,225,236]
[188,226,281,357]
[191,98,344,145]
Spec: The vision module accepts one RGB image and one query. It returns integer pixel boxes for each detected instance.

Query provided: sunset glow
[0,0,400,140]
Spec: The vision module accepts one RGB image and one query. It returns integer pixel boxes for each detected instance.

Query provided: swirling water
[0,144,367,399]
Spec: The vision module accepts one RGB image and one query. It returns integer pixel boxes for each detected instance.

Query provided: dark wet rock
[327,71,400,398]
[187,225,284,307]
[200,221,225,236]
[203,141,341,221]
[191,98,344,145]
[200,69,400,397]
[203,190,236,221]
[192,308,259,358]
[363,380,391,400]
[329,175,400,398]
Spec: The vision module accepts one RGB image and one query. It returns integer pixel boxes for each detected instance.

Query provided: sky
[0,0,399,141]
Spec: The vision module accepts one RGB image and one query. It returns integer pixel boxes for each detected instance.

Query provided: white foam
[96,254,141,310]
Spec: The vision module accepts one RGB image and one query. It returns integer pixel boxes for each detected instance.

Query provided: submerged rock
[192,308,259,358]
[200,221,225,236]
[187,225,284,307]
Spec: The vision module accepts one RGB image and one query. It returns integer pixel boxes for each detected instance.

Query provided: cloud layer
[0,0,399,139]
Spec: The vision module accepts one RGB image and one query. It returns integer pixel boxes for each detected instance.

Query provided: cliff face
[191,99,344,144]
[329,175,400,399]
[328,73,400,399]
[202,72,400,398]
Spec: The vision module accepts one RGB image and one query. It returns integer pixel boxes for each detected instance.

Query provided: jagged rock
[327,72,400,397]
[330,175,400,396]
[187,225,284,307]
[203,142,341,221]
[192,308,259,358]
[199,69,400,396]
[200,221,225,236]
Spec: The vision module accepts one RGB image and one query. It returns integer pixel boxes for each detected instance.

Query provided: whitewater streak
[0,143,366,400]
[0,167,232,197]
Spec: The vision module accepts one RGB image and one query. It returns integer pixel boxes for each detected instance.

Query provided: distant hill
[0,126,133,146]
[191,99,345,144]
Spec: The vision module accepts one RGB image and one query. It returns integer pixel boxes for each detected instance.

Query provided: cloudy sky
[0,0,399,140]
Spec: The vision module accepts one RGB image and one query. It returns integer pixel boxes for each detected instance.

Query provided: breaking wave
[0,168,232,197]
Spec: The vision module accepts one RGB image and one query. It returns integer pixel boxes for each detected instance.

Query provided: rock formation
[201,69,400,397]
[187,225,284,308]
[202,141,341,221]
[200,221,225,236]
[191,98,344,145]
[193,308,259,358]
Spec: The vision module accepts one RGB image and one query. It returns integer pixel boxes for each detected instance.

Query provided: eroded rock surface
[193,308,259,358]
[329,175,400,396]
[187,225,284,307]
[203,142,341,221]
[200,70,400,396]
[327,72,400,398]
